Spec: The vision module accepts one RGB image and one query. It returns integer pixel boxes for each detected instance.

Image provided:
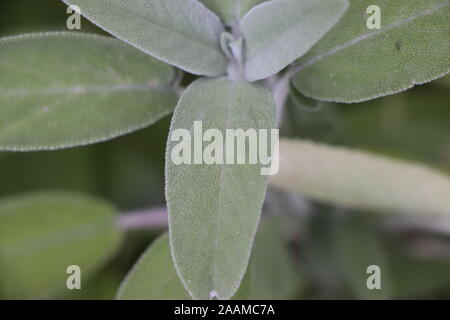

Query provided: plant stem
[117,207,168,231]
[269,72,291,126]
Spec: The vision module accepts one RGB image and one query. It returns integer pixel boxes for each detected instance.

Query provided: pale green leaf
[166,77,276,299]
[234,218,301,300]
[0,191,123,299]
[335,215,391,299]
[63,0,227,76]
[117,219,299,300]
[200,0,268,25]
[292,0,450,103]
[241,0,349,81]
[116,233,190,300]
[270,139,450,216]
[0,32,176,151]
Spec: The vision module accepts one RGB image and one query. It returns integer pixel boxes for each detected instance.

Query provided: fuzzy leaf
[117,219,298,300]
[292,0,450,103]
[241,0,349,81]
[166,77,276,299]
[200,0,267,25]
[0,33,176,151]
[116,233,190,300]
[271,139,450,216]
[0,191,123,299]
[63,0,227,76]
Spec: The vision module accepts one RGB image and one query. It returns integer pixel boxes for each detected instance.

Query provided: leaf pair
[64,0,351,81]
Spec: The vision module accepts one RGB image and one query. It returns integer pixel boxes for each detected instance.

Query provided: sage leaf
[271,139,450,216]
[292,0,450,103]
[62,0,227,76]
[241,0,349,81]
[0,33,176,151]
[116,233,190,300]
[117,219,298,300]
[166,77,276,299]
[0,191,123,299]
[200,0,267,25]
[234,218,301,300]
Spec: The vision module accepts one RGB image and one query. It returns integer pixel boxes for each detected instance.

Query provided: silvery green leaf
[200,0,268,25]
[0,191,123,299]
[116,233,190,300]
[234,218,301,300]
[62,0,227,76]
[0,33,176,151]
[166,77,276,299]
[241,0,349,81]
[271,139,450,216]
[292,0,450,103]
[117,219,297,300]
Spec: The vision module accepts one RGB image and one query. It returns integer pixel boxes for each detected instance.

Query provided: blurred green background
[1,0,449,300]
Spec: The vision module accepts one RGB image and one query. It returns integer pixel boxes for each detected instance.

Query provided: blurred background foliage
[0,0,449,300]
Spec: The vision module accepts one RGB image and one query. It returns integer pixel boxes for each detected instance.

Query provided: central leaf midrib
[0,218,113,258]
[0,83,165,98]
[211,82,235,297]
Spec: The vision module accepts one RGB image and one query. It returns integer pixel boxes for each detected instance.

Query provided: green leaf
[116,233,190,300]
[0,33,176,151]
[241,0,349,81]
[62,0,227,76]
[292,0,450,103]
[166,77,276,299]
[0,191,123,299]
[200,0,267,25]
[335,214,391,299]
[270,139,450,216]
[234,218,301,300]
[118,219,299,300]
